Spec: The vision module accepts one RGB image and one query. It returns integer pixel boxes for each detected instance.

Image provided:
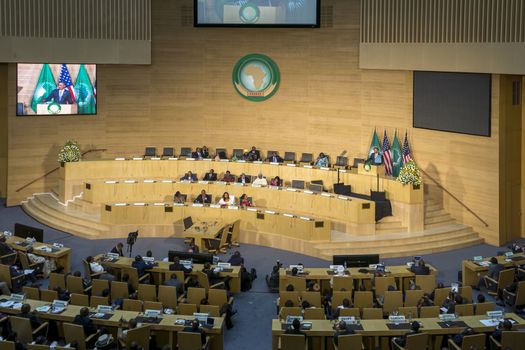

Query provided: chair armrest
[85,330,101,343]
[210,281,225,289]
[489,335,501,349]
[391,338,404,350]
[227,296,234,305]
[138,273,150,282]
[447,339,461,350]
[12,274,26,280]
[32,321,49,335]
[83,285,93,294]
[202,335,211,350]
[178,295,186,303]
[484,276,498,284]
[90,271,105,279]
[376,298,384,307]
[1,253,17,261]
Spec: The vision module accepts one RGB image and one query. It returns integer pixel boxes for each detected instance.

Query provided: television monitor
[17,63,97,116]
[332,254,380,268]
[308,183,323,192]
[183,217,194,230]
[14,223,44,242]
[168,250,214,264]
[195,0,320,27]
[291,180,305,189]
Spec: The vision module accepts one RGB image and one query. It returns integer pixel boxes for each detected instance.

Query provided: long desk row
[101,203,333,241]
[462,253,525,287]
[271,314,525,350]
[86,180,375,226]
[94,254,242,294]
[0,296,225,350]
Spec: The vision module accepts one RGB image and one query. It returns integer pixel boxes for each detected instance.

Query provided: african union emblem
[232,54,280,102]
[239,3,260,23]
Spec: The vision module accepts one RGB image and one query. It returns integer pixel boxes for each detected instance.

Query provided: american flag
[402,131,413,164]
[382,130,393,176]
[59,64,76,103]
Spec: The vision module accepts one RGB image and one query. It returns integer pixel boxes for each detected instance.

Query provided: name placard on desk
[105,180,117,184]
[283,213,295,218]
[286,188,297,192]
[202,158,212,161]
[247,207,258,212]
[114,203,128,206]
[150,157,161,160]
[115,157,126,161]
[168,157,178,161]
[133,202,146,206]
[338,196,350,201]
[320,167,330,171]
[321,193,333,198]
[162,180,173,183]
[303,190,314,195]
[220,159,230,162]
[192,203,204,207]
[227,206,239,210]
[300,216,312,221]
[198,181,209,184]
[303,165,313,169]
[132,157,143,161]
[233,182,244,186]
[237,160,246,163]
[144,180,155,183]
[153,203,166,206]
[286,163,296,167]
[124,180,137,184]
[210,204,221,209]
[265,210,276,215]
[186,158,196,161]
[215,181,226,185]
[253,161,263,164]
[270,162,280,165]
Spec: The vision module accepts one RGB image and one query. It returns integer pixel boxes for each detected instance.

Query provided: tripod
[126,230,138,258]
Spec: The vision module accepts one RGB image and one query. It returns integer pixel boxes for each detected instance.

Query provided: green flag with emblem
[391,131,403,177]
[30,64,56,112]
[74,64,96,114]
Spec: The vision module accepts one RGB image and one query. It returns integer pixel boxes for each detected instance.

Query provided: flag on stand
[391,131,402,177]
[74,64,96,114]
[382,130,393,176]
[402,131,413,164]
[30,64,56,112]
[59,64,76,103]
[368,128,381,157]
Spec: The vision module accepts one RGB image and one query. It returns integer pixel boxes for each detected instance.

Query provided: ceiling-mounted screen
[195,0,320,27]
[17,63,97,116]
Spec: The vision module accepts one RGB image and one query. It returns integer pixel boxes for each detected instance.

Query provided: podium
[358,163,385,177]
[223,5,282,24]
[37,103,77,115]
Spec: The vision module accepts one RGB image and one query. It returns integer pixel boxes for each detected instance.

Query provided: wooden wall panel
[6,0,505,244]
[0,63,7,198]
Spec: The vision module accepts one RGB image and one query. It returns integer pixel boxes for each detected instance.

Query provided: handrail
[15,148,107,193]
[419,168,489,227]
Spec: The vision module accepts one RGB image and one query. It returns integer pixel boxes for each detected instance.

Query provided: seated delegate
[237,173,251,184]
[194,190,211,204]
[239,194,252,207]
[180,171,197,182]
[314,152,329,167]
[222,171,236,183]
[203,169,218,181]
[252,173,268,187]
[218,192,235,207]
[267,151,283,163]
[174,191,185,203]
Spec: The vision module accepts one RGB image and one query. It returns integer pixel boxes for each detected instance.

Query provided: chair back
[92,279,109,296]
[279,291,300,307]
[332,276,353,292]
[178,303,198,315]
[281,276,306,292]
[280,334,306,350]
[301,291,321,307]
[433,288,451,307]
[300,153,313,163]
[474,302,495,315]
[362,307,383,319]
[515,281,525,305]
[158,285,178,308]
[187,287,207,306]
[144,147,156,157]
[404,290,425,306]
[398,306,418,318]
[0,264,14,288]
[70,293,89,306]
[123,299,143,312]
[0,341,15,350]
[144,301,163,310]
[121,267,141,289]
[419,306,440,318]
[208,288,228,306]
[353,291,373,308]
[66,275,85,295]
[383,291,403,314]
[111,281,129,300]
[336,334,362,349]
[62,323,87,350]
[461,333,485,350]
[138,284,157,301]
[200,304,220,317]
[40,289,58,302]
[339,308,360,317]
[10,316,33,344]
[22,286,40,300]
[82,260,92,279]
[126,325,150,350]
[415,275,436,293]
[195,271,211,291]
[454,303,474,316]
[458,286,473,303]
[303,307,326,320]
[162,147,174,157]
[178,331,204,350]
[405,333,428,350]
[279,307,302,320]
[375,276,397,296]
[498,268,515,289]
[48,273,66,290]
[18,252,32,269]
[331,291,352,310]
[501,331,525,349]
[284,152,296,162]
[90,295,110,308]
[180,147,192,157]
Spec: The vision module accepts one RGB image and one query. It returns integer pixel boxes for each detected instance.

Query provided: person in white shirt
[218,192,235,207]
[252,173,268,187]
[86,256,115,281]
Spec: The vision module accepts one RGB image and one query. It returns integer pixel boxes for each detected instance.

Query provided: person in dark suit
[203,169,217,181]
[169,257,192,274]
[110,243,124,257]
[451,327,475,347]
[221,171,235,183]
[333,321,355,346]
[180,171,197,182]
[267,152,283,163]
[131,255,155,277]
[201,146,210,158]
[194,190,211,204]
[368,147,383,165]
[121,273,136,296]
[192,147,204,159]
[491,319,513,342]
[441,291,457,314]
[228,251,244,266]
[183,319,206,346]
[164,273,184,297]
[410,259,430,275]
[237,173,251,184]
[285,319,306,338]
[475,257,504,290]
[42,82,73,104]
[73,307,98,336]
[19,303,43,330]
[247,146,261,161]
[393,321,420,347]
[0,236,14,256]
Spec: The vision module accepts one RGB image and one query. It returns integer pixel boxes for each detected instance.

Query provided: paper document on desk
[36,305,51,313]
[24,269,35,275]
[479,318,515,327]
[0,301,14,308]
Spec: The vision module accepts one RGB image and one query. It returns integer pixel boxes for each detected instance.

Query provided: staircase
[424,197,457,229]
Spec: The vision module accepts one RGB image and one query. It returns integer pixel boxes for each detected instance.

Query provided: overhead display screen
[195,0,320,27]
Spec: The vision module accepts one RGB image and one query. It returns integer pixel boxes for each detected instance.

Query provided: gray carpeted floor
[0,199,522,349]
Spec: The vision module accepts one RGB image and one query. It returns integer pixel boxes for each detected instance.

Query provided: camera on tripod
[126,230,139,257]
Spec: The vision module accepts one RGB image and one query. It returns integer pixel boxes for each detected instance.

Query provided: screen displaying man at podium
[16,63,97,116]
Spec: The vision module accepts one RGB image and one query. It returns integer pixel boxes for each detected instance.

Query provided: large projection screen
[413,71,491,137]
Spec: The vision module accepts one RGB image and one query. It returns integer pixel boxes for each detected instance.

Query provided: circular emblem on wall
[232,54,280,102]
[239,3,260,23]
[47,102,62,114]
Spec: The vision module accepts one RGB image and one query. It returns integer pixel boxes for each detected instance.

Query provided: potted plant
[397,160,421,188]
[58,140,81,166]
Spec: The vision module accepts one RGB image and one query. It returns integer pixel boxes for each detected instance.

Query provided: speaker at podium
[36,103,78,115]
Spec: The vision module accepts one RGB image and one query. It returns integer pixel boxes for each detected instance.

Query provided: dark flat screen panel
[413,71,491,137]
